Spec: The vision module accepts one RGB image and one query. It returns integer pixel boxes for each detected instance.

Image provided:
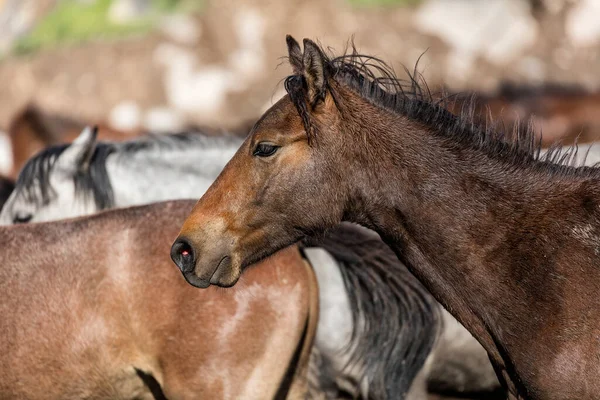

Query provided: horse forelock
[15,144,68,205]
[12,130,242,219]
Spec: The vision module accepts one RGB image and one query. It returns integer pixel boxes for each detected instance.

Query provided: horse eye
[13,213,32,224]
[253,143,280,157]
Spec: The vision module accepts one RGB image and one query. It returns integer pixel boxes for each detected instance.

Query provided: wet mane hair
[14,131,238,210]
[284,43,600,178]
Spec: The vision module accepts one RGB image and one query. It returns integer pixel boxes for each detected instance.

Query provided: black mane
[284,43,600,178]
[301,223,441,398]
[15,143,116,210]
[0,176,14,212]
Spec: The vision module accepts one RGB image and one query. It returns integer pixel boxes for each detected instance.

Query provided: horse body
[0,200,316,399]
[352,138,600,399]
[172,36,600,399]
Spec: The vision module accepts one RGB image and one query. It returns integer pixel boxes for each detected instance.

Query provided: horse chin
[181,256,240,288]
[181,271,212,289]
[208,256,241,287]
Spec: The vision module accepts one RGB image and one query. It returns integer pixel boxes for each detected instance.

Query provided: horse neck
[339,104,600,385]
[106,136,243,207]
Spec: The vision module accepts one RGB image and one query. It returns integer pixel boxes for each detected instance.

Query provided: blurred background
[0,0,599,178]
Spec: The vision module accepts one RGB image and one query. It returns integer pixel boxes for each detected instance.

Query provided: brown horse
[172,37,600,400]
[1,198,445,399]
[1,200,318,400]
[6,104,141,178]
[446,83,600,148]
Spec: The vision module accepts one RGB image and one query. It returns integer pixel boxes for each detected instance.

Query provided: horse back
[0,200,316,399]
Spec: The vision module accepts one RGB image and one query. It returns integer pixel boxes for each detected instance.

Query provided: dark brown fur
[0,174,14,211]
[174,37,600,400]
[1,200,317,400]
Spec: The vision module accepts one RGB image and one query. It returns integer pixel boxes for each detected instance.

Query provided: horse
[0,174,14,211]
[172,36,600,400]
[0,201,445,400]
[0,200,320,399]
[0,127,502,398]
[445,83,600,148]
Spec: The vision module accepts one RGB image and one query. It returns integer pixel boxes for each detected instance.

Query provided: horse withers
[173,36,600,399]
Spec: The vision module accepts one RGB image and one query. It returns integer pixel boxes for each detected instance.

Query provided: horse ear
[286,35,303,75]
[56,126,98,173]
[302,39,327,107]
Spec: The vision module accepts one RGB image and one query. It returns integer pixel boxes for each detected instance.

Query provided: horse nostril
[170,238,196,274]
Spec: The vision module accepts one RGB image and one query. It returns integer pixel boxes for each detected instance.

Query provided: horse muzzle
[170,235,239,288]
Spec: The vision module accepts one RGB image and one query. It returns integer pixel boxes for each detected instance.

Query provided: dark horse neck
[345,107,600,400]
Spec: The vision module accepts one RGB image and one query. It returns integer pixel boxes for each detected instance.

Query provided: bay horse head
[172,36,371,288]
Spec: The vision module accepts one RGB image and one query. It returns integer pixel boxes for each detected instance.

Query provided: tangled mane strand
[301,223,441,399]
[284,40,600,177]
[15,143,116,210]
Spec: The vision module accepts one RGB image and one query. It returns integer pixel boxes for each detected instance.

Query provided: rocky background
[0,0,599,175]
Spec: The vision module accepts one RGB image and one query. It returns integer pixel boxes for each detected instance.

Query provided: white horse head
[0,127,105,225]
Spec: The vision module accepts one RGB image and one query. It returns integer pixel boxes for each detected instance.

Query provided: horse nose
[171,237,196,274]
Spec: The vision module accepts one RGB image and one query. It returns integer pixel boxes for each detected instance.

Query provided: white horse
[1,127,508,398]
